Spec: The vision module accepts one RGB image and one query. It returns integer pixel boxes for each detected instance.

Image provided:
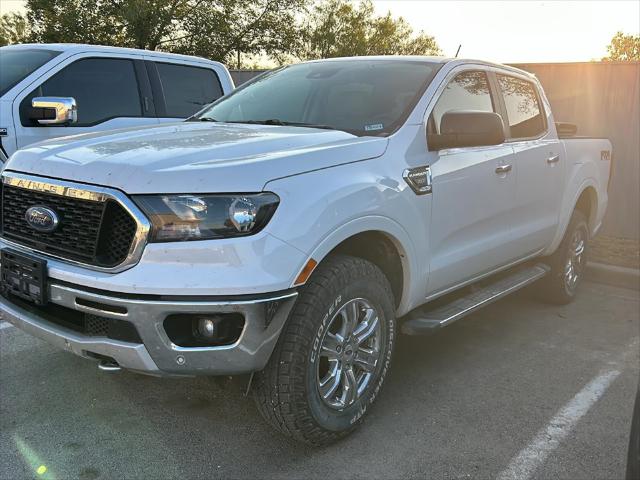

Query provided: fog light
[196,317,218,339]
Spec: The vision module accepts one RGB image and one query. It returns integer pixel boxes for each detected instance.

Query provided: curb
[585,262,640,290]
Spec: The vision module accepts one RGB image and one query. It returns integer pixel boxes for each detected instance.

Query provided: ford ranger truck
[0,57,611,445]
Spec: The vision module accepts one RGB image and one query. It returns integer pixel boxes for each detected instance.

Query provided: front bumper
[0,281,297,376]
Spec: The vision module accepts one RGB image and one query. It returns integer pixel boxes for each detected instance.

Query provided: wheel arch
[547,181,600,255]
[296,216,423,316]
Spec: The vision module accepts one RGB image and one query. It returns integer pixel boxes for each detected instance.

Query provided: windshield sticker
[364,123,384,131]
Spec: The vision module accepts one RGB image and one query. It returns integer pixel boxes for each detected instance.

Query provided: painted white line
[0,321,13,330]
[497,341,639,480]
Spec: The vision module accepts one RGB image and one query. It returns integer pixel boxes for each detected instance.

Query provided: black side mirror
[428,110,505,151]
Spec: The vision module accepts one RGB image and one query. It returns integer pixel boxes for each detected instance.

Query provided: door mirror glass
[30,96,77,125]
[428,110,505,151]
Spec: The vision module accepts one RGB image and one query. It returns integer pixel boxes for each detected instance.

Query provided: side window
[21,58,142,127]
[497,75,546,139]
[156,63,223,117]
[430,70,494,134]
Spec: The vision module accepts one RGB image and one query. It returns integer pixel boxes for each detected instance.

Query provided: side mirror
[428,110,505,151]
[30,97,77,126]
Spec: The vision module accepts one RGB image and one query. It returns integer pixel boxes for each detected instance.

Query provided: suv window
[156,63,223,117]
[22,57,142,126]
[497,74,546,139]
[430,70,494,134]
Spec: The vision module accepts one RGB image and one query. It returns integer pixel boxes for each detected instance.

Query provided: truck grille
[1,183,137,268]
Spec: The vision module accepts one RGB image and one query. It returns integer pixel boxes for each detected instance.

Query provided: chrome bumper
[0,282,297,376]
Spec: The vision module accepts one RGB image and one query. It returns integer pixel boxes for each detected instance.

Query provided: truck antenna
[455,44,462,58]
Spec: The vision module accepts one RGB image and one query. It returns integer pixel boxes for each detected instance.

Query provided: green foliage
[301,0,441,59]
[0,13,30,47]
[172,0,307,66]
[2,0,441,66]
[603,31,640,62]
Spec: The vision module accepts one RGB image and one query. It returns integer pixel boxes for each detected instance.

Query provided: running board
[401,263,550,335]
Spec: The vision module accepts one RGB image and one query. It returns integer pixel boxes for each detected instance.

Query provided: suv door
[145,60,225,121]
[495,73,563,256]
[13,55,157,150]
[426,69,517,295]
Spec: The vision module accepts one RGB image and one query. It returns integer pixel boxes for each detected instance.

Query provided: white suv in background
[0,43,234,161]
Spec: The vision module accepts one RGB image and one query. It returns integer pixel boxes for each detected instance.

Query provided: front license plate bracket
[0,249,48,305]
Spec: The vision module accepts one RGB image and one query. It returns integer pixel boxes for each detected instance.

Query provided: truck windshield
[0,48,62,97]
[194,60,442,136]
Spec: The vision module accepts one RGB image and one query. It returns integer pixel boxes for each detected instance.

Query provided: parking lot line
[0,321,13,330]
[497,341,638,480]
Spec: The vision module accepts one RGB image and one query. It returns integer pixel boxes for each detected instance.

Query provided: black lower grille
[2,292,142,343]
[1,183,137,268]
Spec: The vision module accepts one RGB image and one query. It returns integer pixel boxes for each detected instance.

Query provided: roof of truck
[2,43,227,68]
[303,55,535,78]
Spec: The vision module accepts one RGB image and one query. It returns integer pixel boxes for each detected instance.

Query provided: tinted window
[430,71,494,133]
[0,47,62,97]
[24,58,142,126]
[498,75,545,138]
[156,63,223,117]
[196,60,442,136]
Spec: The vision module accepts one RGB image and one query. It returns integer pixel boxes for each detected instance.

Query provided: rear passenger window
[156,63,223,117]
[430,70,494,134]
[497,75,546,138]
[25,58,142,126]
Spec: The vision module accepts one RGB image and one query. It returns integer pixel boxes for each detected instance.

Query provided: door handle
[495,164,512,174]
[547,154,560,164]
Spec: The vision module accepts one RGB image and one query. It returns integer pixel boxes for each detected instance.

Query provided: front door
[426,69,517,295]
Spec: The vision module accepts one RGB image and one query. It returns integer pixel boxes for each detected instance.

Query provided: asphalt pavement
[1,280,638,480]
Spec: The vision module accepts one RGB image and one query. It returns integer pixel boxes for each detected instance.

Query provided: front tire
[539,210,589,304]
[253,255,396,445]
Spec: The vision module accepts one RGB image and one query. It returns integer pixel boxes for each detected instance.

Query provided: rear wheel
[539,210,589,304]
[253,254,396,445]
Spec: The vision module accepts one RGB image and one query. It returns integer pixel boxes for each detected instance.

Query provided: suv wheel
[253,254,396,445]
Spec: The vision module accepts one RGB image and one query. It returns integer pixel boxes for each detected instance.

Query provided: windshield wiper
[186,116,218,122]
[228,119,337,130]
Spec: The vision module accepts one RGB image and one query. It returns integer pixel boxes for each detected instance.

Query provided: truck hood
[4,122,388,193]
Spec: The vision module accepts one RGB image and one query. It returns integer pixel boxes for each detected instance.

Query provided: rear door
[495,73,564,256]
[145,60,225,121]
[13,55,158,150]
[426,68,517,295]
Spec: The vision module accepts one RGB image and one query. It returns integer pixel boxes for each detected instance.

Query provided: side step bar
[401,263,550,335]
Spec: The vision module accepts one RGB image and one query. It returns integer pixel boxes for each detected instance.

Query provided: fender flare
[294,215,423,316]
[546,178,599,255]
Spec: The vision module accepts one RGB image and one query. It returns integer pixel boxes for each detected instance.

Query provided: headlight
[133,193,279,242]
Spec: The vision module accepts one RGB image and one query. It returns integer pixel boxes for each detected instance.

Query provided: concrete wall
[230,62,640,239]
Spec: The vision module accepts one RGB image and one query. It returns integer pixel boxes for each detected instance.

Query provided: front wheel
[252,255,396,445]
[539,210,589,304]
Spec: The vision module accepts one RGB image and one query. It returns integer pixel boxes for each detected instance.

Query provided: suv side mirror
[30,97,77,126]
[428,110,505,151]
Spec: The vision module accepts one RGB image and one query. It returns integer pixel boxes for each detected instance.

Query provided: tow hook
[98,360,122,373]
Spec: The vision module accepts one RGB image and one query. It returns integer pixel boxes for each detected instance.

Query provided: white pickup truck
[0,43,234,161]
[0,56,611,445]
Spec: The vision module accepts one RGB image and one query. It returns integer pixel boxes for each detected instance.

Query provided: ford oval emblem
[25,206,59,233]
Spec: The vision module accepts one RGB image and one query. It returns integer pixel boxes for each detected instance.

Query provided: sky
[2,0,639,63]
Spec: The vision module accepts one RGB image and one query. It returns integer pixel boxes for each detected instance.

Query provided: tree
[0,12,31,46]
[301,0,441,60]
[17,0,307,66]
[172,0,307,67]
[603,31,640,61]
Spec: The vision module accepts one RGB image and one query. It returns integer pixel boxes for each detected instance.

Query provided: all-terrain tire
[252,254,396,445]
[538,210,589,305]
